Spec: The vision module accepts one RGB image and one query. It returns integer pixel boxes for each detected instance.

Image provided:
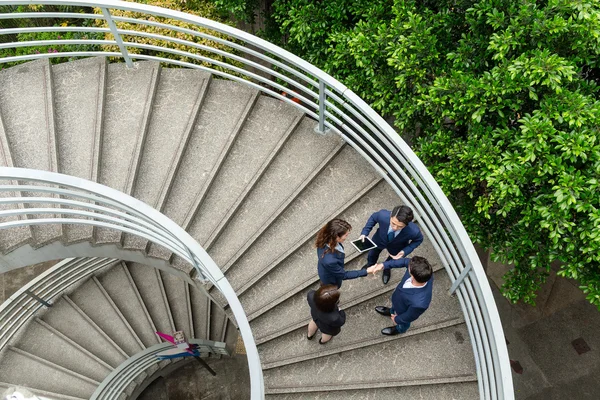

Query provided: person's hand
[367,264,384,274]
[390,251,405,260]
[390,313,397,323]
[359,234,366,242]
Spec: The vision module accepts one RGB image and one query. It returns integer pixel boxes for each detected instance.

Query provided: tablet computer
[350,236,377,253]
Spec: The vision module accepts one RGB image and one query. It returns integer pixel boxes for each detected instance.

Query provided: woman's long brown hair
[315,219,352,256]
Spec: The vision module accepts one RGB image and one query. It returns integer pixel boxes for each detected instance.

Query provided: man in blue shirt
[374,256,433,335]
[359,205,423,284]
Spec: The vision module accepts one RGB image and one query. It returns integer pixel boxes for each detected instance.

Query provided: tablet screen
[350,237,377,253]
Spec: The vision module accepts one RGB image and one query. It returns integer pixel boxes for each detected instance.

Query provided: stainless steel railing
[0,257,118,351]
[0,1,513,398]
[0,168,264,399]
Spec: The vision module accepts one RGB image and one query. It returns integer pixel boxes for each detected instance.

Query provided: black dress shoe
[382,269,391,284]
[361,263,373,270]
[381,326,401,336]
[375,306,391,316]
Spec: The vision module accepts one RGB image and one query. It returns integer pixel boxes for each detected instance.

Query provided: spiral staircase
[0,2,514,399]
[0,56,480,398]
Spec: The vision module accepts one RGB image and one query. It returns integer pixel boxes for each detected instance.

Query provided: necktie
[388,231,395,242]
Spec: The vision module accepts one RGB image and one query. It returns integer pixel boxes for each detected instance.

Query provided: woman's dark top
[317,244,367,288]
[307,290,346,336]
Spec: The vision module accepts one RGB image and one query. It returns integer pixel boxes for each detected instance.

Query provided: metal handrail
[0,257,119,351]
[0,2,513,398]
[0,168,265,399]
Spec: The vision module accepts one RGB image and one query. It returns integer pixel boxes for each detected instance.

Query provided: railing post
[23,289,52,308]
[449,264,473,295]
[314,80,330,135]
[101,7,133,68]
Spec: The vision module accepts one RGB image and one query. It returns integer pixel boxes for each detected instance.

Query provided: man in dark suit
[360,205,423,284]
[373,256,433,335]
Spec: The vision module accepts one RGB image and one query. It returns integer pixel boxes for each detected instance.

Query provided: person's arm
[382,257,410,270]
[327,256,368,281]
[330,309,346,327]
[401,229,424,257]
[360,210,380,237]
[393,305,426,325]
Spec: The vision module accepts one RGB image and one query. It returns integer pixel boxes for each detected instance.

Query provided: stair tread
[96,61,160,245]
[238,181,400,317]
[127,263,175,336]
[160,270,193,339]
[0,347,97,399]
[152,79,257,259]
[124,68,210,251]
[265,381,479,398]
[0,58,61,247]
[264,324,476,389]
[258,270,462,366]
[186,96,303,247]
[14,319,111,382]
[207,117,343,267]
[189,285,210,340]
[69,278,144,355]
[53,57,106,243]
[41,296,127,368]
[97,263,159,348]
[223,146,379,293]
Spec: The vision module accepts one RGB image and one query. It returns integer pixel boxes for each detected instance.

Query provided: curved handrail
[0,2,513,398]
[0,257,119,351]
[90,339,226,400]
[0,168,265,399]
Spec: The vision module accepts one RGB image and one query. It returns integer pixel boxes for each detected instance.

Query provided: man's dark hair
[314,284,340,312]
[409,256,433,283]
[391,205,414,224]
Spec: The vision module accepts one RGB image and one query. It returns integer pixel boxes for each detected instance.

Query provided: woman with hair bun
[307,284,345,344]
[316,218,377,288]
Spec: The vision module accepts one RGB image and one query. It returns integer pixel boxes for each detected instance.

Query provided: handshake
[366,264,384,274]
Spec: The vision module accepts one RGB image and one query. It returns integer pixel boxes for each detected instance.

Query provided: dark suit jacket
[317,245,367,288]
[307,290,346,335]
[391,266,433,325]
[360,209,423,264]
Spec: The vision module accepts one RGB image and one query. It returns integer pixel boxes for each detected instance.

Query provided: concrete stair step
[0,381,86,400]
[12,318,112,383]
[206,118,344,267]
[0,346,98,399]
[184,95,304,250]
[258,270,462,368]
[238,180,401,318]
[95,61,160,246]
[263,324,476,392]
[209,303,228,344]
[189,284,210,339]
[220,145,381,296]
[160,270,193,339]
[127,262,176,335]
[0,58,61,248]
[148,79,259,262]
[251,257,446,345]
[223,319,239,356]
[41,295,127,368]
[97,261,160,348]
[52,56,107,244]
[68,277,145,355]
[265,379,479,398]
[123,68,211,251]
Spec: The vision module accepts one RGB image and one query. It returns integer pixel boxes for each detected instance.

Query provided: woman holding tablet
[316,219,378,288]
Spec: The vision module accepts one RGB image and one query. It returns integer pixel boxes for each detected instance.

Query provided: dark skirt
[307,290,346,336]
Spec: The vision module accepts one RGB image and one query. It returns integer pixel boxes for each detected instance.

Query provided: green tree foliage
[217,0,600,308]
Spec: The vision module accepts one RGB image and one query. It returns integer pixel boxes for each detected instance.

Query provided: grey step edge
[262,318,465,370]
[203,113,304,249]
[264,374,479,395]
